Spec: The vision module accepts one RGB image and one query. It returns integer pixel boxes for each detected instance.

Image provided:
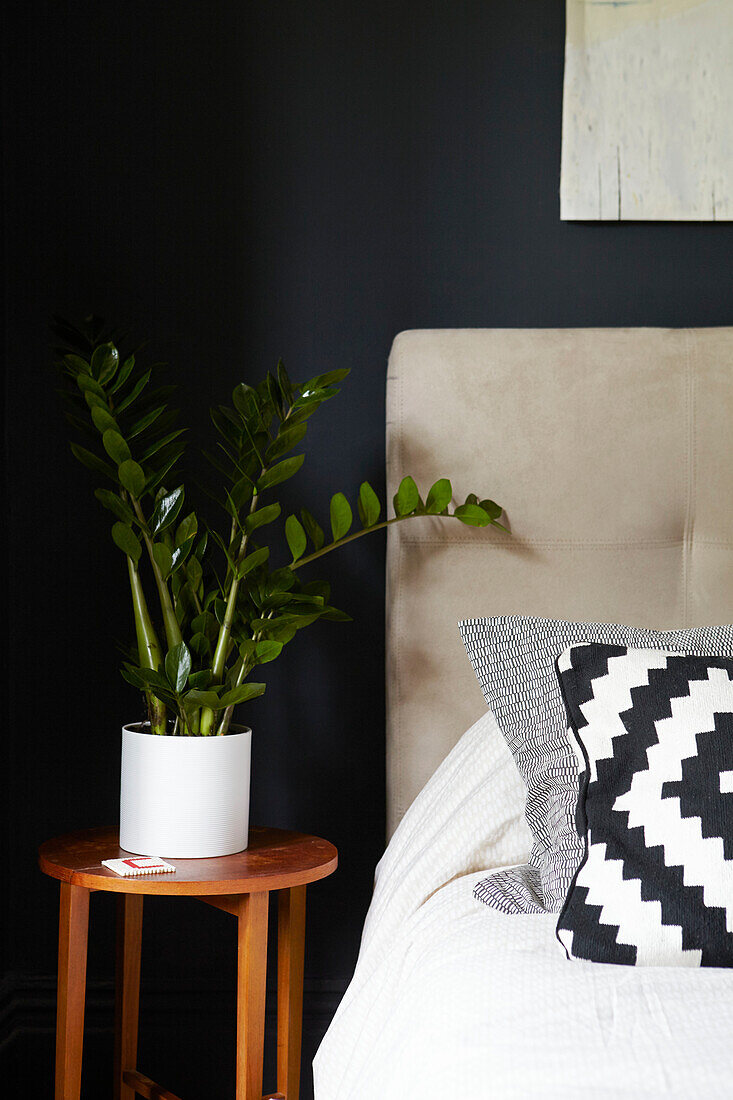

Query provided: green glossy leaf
[232,382,259,420]
[255,640,282,664]
[76,373,106,399]
[270,609,321,629]
[165,641,192,692]
[153,542,173,578]
[394,475,419,517]
[114,369,151,415]
[284,399,322,426]
[321,605,353,621]
[65,353,91,375]
[210,529,236,571]
[94,488,135,524]
[266,567,297,594]
[479,499,502,521]
[91,406,119,434]
[144,444,186,493]
[102,429,131,465]
[230,475,254,512]
[193,532,208,560]
[91,342,119,383]
[170,535,195,574]
[285,515,307,563]
[266,422,307,462]
[257,454,305,492]
[425,478,452,514]
[301,579,330,602]
[140,428,187,462]
[128,404,165,438]
[250,619,297,644]
[453,503,491,527]
[118,459,146,497]
[267,371,284,419]
[236,545,270,578]
[189,633,211,660]
[120,664,145,690]
[287,592,325,607]
[211,403,241,442]
[185,553,203,593]
[111,522,142,562]
[330,492,352,541]
[358,481,381,527]
[219,682,266,707]
[124,665,170,694]
[183,689,221,709]
[277,360,294,407]
[175,512,198,547]
[245,502,281,534]
[70,442,116,480]
[109,354,135,394]
[192,611,218,638]
[188,665,212,689]
[300,508,324,550]
[262,591,294,610]
[84,390,108,411]
[121,666,177,707]
[150,486,184,536]
[302,368,349,391]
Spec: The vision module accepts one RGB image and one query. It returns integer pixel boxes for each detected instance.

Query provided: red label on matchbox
[102,856,175,877]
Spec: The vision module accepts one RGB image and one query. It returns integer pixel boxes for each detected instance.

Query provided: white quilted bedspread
[313,712,733,1099]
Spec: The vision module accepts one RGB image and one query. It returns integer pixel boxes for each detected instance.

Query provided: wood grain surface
[39,827,337,895]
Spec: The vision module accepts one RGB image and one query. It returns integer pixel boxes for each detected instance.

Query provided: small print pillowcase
[459,617,733,914]
[556,644,733,967]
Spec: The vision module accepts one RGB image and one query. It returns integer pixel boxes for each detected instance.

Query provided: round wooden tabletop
[38,826,338,896]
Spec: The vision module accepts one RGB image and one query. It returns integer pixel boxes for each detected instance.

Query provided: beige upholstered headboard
[385,327,733,837]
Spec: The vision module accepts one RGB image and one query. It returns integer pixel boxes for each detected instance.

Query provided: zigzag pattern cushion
[459,617,733,914]
[556,644,733,967]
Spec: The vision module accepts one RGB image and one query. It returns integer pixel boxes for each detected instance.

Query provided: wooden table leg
[277,886,306,1100]
[55,883,90,1100]
[236,891,270,1100]
[114,894,143,1099]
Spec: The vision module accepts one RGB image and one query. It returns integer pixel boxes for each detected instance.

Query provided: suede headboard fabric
[385,327,733,837]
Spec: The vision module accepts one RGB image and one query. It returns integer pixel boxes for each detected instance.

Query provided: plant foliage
[54,316,506,735]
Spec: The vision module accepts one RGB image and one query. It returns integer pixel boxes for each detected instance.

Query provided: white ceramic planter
[119,724,251,858]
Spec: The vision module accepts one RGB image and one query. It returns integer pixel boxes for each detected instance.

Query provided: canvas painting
[561,0,733,220]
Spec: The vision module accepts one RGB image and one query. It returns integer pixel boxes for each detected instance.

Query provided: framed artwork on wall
[560,0,733,221]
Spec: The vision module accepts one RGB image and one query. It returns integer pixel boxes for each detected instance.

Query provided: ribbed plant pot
[119,723,252,858]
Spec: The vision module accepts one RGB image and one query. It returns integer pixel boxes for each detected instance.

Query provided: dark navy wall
[3,1,732,1094]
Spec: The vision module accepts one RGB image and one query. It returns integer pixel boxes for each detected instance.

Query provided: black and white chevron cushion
[556,644,733,967]
[459,617,733,914]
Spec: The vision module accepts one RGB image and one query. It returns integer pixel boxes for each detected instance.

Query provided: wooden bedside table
[38,825,338,1100]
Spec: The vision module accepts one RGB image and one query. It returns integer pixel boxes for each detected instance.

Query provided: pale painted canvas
[561,0,733,220]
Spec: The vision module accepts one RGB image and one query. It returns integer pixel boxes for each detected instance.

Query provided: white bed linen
[315,708,733,1098]
[359,707,531,965]
[314,869,733,1099]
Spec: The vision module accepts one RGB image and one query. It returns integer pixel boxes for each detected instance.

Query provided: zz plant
[54,317,505,737]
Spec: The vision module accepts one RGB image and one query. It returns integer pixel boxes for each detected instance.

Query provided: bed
[314,327,733,1098]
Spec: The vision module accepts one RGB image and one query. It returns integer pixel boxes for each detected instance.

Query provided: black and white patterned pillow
[459,617,733,914]
[556,644,733,967]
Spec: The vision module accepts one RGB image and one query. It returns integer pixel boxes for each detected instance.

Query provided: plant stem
[200,486,261,735]
[127,555,166,734]
[215,652,254,736]
[291,515,403,570]
[291,512,500,571]
[131,497,183,650]
[199,574,240,735]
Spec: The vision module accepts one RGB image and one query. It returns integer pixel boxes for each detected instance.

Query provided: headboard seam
[683,329,696,627]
